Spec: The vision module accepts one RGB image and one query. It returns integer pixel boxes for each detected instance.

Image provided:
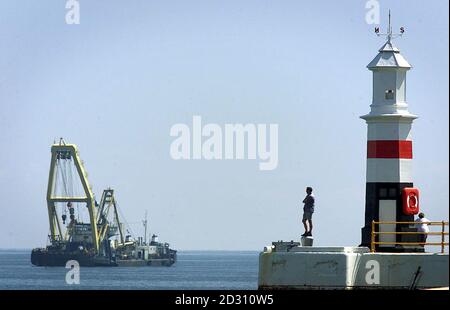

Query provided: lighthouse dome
[367,40,411,69]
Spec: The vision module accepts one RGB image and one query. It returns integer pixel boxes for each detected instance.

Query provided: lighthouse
[360,14,420,250]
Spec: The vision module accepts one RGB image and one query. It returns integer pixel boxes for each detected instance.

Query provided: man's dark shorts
[303,211,313,221]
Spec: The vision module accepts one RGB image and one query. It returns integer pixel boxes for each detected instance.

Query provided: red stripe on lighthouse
[367,140,413,159]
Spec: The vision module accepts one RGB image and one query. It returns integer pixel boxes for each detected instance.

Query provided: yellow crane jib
[46,140,100,253]
[97,188,125,245]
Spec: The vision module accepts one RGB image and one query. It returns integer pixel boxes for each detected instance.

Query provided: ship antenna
[143,210,148,245]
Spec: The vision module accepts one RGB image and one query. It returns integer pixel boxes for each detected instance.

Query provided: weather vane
[374,10,405,42]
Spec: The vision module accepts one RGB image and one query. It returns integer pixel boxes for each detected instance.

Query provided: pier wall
[258,247,449,289]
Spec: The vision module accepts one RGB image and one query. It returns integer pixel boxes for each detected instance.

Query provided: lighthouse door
[378,200,396,248]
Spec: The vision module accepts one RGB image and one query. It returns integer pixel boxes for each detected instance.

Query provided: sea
[0,249,259,290]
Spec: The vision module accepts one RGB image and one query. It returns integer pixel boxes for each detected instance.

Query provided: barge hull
[31,249,176,267]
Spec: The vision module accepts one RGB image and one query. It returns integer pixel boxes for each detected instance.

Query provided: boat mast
[143,211,148,245]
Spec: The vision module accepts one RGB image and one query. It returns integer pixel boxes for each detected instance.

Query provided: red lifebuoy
[402,188,420,215]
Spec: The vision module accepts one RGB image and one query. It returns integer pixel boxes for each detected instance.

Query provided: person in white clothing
[415,212,430,245]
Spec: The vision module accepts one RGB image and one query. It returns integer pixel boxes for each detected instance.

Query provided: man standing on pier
[301,187,315,237]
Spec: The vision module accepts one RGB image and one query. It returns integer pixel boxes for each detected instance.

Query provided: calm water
[0,250,259,290]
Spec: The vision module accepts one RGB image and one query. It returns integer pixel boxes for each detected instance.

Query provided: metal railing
[371,220,449,253]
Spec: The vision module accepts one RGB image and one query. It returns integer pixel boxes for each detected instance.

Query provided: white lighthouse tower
[360,13,419,250]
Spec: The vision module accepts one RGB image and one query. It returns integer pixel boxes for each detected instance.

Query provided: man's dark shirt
[303,194,315,213]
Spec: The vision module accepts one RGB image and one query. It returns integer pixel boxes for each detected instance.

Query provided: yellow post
[371,220,376,253]
[442,221,445,254]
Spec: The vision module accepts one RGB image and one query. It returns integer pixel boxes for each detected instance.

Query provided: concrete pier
[258,244,449,289]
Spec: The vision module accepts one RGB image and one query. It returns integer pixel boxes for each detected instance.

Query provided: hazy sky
[0,0,448,250]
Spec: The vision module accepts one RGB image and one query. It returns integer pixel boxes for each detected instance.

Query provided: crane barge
[31,139,176,267]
